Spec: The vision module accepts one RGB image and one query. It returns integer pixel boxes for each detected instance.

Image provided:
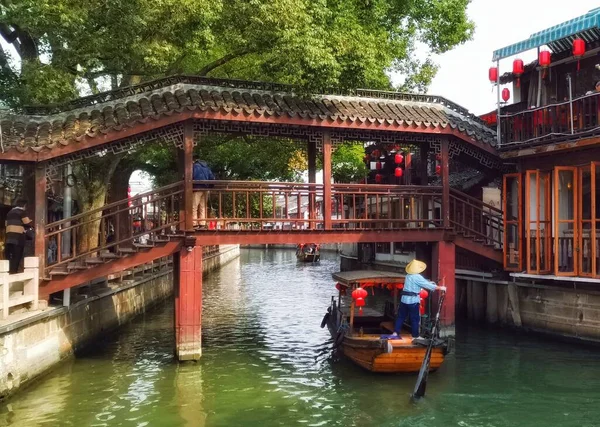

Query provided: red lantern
[489,66,498,83]
[573,38,585,71]
[435,164,441,175]
[513,59,524,88]
[335,283,342,291]
[355,297,365,315]
[419,289,429,299]
[394,167,403,178]
[394,153,404,164]
[352,287,368,300]
[375,174,382,184]
[502,88,510,102]
[539,50,551,68]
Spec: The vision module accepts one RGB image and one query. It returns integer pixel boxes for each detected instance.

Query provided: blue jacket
[401,273,437,305]
[192,161,215,188]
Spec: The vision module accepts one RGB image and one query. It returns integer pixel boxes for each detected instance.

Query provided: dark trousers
[394,302,421,337]
[5,243,24,274]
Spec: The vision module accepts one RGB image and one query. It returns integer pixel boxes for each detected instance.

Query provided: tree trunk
[77,193,106,255]
[108,163,136,247]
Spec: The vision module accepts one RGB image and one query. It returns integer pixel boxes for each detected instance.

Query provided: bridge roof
[0,75,496,159]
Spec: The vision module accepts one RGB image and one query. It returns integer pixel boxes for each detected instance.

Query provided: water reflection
[1,249,600,427]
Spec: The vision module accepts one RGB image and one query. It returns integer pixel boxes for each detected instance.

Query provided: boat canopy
[492,7,600,61]
[332,270,405,286]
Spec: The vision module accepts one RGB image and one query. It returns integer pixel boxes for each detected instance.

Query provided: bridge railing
[449,188,503,248]
[197,181,444,231]
[330,184,443,229]
[45,181,185,276]
[201,180,323,230]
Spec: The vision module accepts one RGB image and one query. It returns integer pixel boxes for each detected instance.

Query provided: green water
[2,249,599,426]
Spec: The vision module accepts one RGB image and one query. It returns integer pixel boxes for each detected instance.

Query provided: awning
[492,7,600,61]
[332,270,406,285]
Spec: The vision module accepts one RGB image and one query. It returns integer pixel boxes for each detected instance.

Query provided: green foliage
[331,142,368,183]
[0,0,474,108]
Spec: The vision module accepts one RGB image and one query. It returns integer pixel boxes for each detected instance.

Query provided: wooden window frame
[554,166,578,277]
[592,162,600,278]
[525,170,551,274]
[503,173,522,272]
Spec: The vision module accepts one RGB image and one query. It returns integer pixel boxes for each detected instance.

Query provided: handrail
[46,181,185,230]
[499,91,600,119]
[449,188,503,216]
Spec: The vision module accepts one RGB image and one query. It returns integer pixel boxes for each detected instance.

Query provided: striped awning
[492,8,600,61]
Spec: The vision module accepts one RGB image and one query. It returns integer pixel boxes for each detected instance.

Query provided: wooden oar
[411,283,446,400]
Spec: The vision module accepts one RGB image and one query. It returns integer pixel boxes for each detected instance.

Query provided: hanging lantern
[355,297,365,315]
[394,153,404,164]
[573,38,586,71]
[395,167,403,178]
[375,174,383,184]
[512,59,524,88]
[539,50,551,68]
[419,290,429,316]
[351,287,368,300]
[435,164,441,175]
[502,88,510,102]
[372,149,380,158]
[489,66,498,83]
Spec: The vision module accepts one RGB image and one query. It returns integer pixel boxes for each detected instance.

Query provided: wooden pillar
[183,121,194,230]
[322,132,332,230]
[308,140,317,229]
[34,163,46,277]
[175,245,203,361]
[441,139,450,228]
[432,241,455,334]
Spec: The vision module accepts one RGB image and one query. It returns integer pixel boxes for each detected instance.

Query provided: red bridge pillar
[175,245,203,361]
[432,241,455,336]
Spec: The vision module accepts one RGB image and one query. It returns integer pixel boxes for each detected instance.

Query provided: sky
[399,0,600,115]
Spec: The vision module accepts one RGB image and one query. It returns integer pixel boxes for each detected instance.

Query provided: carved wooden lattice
[44,119,501,188]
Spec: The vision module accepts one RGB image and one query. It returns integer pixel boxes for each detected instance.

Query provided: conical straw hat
[405,259,427,275]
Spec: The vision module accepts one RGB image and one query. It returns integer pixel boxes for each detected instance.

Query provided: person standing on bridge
[192,155,215,228]
[392,259,446,341]
[4,198,33,274]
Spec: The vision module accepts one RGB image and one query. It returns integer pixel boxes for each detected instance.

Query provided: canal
[1,249,599,426]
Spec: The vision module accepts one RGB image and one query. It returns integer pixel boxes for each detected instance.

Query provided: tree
[331,142,368,183]
[0,0,474,246]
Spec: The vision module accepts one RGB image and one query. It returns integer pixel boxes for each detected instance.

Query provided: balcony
[499,91,600,149]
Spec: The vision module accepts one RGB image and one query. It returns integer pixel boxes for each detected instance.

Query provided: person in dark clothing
[4,199,32,274]
[192,155,215,227]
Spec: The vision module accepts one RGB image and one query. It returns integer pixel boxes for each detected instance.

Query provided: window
[554,167,577,276]
[376,242,391,254]
[503,173,522,271]
[525,170,551,274]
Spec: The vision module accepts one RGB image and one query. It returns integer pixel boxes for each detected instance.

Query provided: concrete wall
[459,278,600,343]
[0,245,240,400]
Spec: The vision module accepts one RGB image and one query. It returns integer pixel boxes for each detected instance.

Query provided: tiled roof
[0,75,497,153]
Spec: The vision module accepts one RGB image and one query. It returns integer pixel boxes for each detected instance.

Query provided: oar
[411,280,446,401]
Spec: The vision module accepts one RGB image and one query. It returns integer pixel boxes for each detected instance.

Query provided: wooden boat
[296,243,320,262]
[323,270,447,373]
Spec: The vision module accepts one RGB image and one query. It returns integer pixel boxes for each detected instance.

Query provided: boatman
[392,259,446,341]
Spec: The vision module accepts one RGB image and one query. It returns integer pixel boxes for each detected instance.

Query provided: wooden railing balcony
[449,188,504,248]
[198,181,443,231]
[500,91,600,148]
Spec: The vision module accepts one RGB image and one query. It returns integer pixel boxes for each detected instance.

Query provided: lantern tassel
[516,77,520,88]
[578,60,581,72]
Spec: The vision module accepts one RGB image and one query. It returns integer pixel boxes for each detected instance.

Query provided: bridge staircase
[40,181,504,298]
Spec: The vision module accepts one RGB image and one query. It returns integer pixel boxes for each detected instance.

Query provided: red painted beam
[191,229,446,245]
[3,109,497,163]
[175,245,203,360]
[40,241,182,299]
[432,241,456,328]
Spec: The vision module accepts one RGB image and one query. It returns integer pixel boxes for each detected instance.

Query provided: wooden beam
[453,235,503,264]
[34,163,46,276]
[183,121,194,230]
[175,245,202,360]
[308,139,317,230]
[441,139,450,229]
[323,131,332,230]
[40,241,182,299]
[192,229,446,245]
[432,241,456,328]
[1,109,497,163]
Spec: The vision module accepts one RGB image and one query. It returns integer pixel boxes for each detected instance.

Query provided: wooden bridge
[0,75,503,360]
